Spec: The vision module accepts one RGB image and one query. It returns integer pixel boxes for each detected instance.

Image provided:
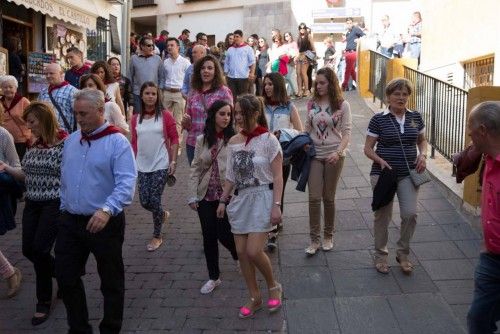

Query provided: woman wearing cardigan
[188,100,238,294]
[131,82,179,252]
[305,67,352,255]
[0,75,31,160]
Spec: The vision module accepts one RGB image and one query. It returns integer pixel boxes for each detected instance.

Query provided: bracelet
[171,161,177,165]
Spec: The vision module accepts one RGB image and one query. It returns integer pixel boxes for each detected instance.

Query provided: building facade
[0,0,126,95]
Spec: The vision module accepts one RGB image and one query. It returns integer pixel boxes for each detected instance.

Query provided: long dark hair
[139,81,163,123]
[203,100,235,148]
[237,94,268,131]
[313,67,343,110]
[263,72,289,106]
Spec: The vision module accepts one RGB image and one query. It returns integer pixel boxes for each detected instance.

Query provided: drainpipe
[121,0,132,77]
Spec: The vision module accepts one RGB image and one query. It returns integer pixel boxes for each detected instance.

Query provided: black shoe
[31,303,51,326]
[267,236,277,251]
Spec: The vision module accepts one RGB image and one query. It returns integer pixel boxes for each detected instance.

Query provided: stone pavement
[0,91,481,333]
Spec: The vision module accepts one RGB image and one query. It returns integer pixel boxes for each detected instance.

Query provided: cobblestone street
[0,92,480,333]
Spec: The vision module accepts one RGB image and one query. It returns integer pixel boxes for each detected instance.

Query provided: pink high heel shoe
[267,282,282,312]
[239,297,263,319]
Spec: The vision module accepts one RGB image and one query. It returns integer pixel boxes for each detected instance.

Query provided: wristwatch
[274,201,282,207]
[101,207,112,216]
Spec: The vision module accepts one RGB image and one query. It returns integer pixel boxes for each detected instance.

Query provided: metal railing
[368,50,390,108]
[463,55,494,90]
[404,66,468,162]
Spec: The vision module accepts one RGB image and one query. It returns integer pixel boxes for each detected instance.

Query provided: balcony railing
[404,66,468,162]
[133,0,157,8]
[368,51,390,108]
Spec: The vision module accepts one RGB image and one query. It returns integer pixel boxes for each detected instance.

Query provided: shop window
[87,17,109,61]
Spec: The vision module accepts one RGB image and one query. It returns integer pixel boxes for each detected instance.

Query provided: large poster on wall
[27,52,55,93]
[46,22,86,69]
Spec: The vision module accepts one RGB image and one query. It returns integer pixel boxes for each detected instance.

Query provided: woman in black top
[108,57,134,119]
[296,23,315,97]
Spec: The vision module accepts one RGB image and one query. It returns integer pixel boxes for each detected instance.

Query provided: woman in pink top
[131,82,179,252]
[282,32,299,97]
[0,75,31,160]
[182,55,233,166]
[305,67,352,255]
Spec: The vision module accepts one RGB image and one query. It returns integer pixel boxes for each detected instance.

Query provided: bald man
[181,44,207,98]
[38,63,79,133]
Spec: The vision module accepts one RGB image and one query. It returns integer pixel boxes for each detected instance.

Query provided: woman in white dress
[90,61,126,115]
[216,94,283,319]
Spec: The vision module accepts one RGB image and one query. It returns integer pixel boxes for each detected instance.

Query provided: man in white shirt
[377,15,397,58]
[161,37,191,142]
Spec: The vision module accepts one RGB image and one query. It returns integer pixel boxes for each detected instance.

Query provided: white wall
[165,7,244,44]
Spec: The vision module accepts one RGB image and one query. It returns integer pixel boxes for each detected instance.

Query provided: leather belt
[164,87,181,93]
[345,50,356,52]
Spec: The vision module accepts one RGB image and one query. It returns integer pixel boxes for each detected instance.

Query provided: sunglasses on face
[145,44,154,47]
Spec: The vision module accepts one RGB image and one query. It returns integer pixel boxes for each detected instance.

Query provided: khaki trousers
[161,90,185,141]
[370,175,418,263]
[307,157,344,244]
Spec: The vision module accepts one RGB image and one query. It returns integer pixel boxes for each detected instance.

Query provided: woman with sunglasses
[131,82,179,252]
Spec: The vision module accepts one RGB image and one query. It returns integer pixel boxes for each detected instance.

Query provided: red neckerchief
[216,131,224,140]
[70,64,90,76]
[143,108,156,116]
[1,94,23,112]
[105,97,111,103]
[48,81,70,94]
[241,125,268,146]
[31,129,68,149]
[232,42,249,48]
[80,125,121,146]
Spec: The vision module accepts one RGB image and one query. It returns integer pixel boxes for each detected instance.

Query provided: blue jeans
[133,94,142,114]
[468,252,500,334]
[409,42,421,59]
[186,144,195,166]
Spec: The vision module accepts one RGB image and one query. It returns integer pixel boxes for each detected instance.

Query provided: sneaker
[322,238,334,251]
[267,236,277,251]
[305,243,320,255]
[200,279,221,294]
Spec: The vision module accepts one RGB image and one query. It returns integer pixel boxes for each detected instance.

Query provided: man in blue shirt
[55,89,137,334]
[224,29,256,100]
[342,17,365,91]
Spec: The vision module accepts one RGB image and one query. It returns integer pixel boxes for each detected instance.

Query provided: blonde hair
[23,102,60,145]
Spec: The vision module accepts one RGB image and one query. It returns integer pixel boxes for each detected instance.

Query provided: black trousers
[227,77,249,101]
[55,211,125,334]
[22,199,59,303]
[197,200,238,280]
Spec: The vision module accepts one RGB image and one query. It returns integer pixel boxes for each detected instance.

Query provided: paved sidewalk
[0,91,479,333]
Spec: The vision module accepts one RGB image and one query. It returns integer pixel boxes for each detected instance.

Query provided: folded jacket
[372,167,398,211]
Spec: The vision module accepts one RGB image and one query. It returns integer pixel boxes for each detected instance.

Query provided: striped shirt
[367,109,425,177]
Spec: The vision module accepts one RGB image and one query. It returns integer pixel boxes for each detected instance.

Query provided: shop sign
[6,0,96,29]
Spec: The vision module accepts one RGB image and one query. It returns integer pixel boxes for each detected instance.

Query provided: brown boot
[7,267,22,298]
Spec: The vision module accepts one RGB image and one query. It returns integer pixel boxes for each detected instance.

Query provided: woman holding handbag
[188,100,238,294]
[131,82,179,252]
[364,78,428,275]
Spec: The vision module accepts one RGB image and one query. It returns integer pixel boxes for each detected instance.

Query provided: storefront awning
[6,0,98,30]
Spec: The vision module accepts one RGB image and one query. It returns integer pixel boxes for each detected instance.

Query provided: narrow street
[0,92,479,333]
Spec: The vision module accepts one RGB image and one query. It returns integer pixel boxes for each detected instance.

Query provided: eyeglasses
[299,27,306,30]
[145,44,154,47]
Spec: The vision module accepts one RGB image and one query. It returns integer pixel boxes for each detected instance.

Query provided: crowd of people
[0,16,498,334]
